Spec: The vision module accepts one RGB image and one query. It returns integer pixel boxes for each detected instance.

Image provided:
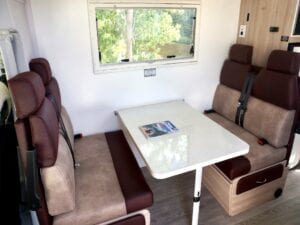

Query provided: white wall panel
[29,0,241,135]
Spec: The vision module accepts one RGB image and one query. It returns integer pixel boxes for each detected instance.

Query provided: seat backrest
[220,44,253,91]
[29,58,61,110]
[212,44,253,121]
[8,72,75,217]
[242,50,300,148]
[29,58,74,151]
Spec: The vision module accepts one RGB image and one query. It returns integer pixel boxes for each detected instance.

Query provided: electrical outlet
[239,25,246,38]
[144,68,156,77]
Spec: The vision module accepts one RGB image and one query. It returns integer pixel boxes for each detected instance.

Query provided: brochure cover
[139,120,178,138]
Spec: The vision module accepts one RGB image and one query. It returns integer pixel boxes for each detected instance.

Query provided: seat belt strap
[26,149,41,210]
[235,75,251,125]
[47,94,78,168]
[235,72,256,127]
[238,73,256,127]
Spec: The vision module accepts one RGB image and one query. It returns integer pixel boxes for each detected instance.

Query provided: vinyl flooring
[144,164,300,225]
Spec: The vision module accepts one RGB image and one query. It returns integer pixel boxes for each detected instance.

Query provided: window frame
[88,1,201,73]
[291,0,300,36]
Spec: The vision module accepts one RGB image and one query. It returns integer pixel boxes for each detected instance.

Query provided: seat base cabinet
[203,161,288,216]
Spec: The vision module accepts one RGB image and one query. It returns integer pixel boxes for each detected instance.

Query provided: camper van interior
[1,0,300,225]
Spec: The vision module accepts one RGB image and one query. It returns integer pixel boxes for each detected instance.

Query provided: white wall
[29,0,241,135]
[0,0,11,28]
[0,0,35,73]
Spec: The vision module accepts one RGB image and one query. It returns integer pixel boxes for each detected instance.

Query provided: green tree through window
[96,8,196,65]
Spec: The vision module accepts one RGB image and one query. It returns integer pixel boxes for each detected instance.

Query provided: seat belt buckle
[257,138,268,145]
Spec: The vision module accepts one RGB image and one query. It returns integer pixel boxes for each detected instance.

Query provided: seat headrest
[220,44,253,91]
[8,72,45,119]
[253,50,300,110]
[229,44,253,64]
[267,50,300,75]
[29,58,52,85]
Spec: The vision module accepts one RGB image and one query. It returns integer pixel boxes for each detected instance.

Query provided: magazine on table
[139,120,178,138]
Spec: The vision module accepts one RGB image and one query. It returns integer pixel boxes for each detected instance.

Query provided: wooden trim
[203,161,288,216]
[237,0,298,66]
[289,36,300,43]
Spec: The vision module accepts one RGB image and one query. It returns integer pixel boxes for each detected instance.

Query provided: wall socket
[144,68,156,77]
[239,25,246,38]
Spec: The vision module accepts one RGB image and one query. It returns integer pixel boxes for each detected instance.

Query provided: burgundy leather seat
[9,68,153,225]
[204,47,300,216]
[211,50,300,180]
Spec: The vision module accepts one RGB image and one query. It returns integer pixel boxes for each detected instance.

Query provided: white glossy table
[117,100,249,225]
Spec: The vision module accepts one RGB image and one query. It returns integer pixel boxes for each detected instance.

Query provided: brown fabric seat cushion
[220,61,251,92]
[40,134,75,216]
[29,58,62,112]
[213,84,295,148]
[252,50,300,110]
[207,113,287,180]
[30,98,59,167]
[53,134,127,225]
[8,72,45,119]
[219,44,253,91]
[110,215,145,225]
[105,130,153,213]
[243,96,295,148]
[212,84,240,122]
[29,58,53,85]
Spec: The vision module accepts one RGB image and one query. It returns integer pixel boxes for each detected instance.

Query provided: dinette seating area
[6,44,300,225]
[8,59,153,225]
[203,44,300,215]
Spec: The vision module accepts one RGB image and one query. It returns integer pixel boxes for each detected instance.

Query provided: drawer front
[236,164,284,195]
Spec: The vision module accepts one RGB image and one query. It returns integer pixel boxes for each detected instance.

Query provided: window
[88,1,200,73]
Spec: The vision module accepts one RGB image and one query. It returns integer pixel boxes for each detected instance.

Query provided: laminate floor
[144,165,300,225]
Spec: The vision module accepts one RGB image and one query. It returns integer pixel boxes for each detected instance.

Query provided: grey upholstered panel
[40,134,75,216]
[243,96,295,148]
[53,134,127,225]
[212,84,240,123]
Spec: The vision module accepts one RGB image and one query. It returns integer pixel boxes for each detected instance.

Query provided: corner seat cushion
[53,134,127,225]
[206,113,287,180]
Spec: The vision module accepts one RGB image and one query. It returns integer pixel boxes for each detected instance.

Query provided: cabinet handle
[256,178,267,184]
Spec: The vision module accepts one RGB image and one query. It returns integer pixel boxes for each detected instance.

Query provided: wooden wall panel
[237,0,298,66]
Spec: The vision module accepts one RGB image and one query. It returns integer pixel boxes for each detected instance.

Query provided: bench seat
[203,46,300,216]
[9,61,153,225]
[53,132,153,225]
[207,113,286,179]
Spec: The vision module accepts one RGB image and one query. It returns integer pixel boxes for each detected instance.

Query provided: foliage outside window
[89,3,200,72]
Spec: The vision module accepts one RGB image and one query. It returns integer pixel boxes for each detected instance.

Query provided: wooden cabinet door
[237,0,298,66]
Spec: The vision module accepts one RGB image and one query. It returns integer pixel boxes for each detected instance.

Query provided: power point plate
[239,25,246,38]
[144,68,156,77]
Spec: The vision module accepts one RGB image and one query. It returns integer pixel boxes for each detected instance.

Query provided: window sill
[93,57,199,74]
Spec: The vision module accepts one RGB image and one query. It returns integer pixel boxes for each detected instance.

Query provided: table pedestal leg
[192,167,202,225]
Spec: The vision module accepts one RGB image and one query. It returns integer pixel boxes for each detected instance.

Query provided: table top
[117,100,249,179]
